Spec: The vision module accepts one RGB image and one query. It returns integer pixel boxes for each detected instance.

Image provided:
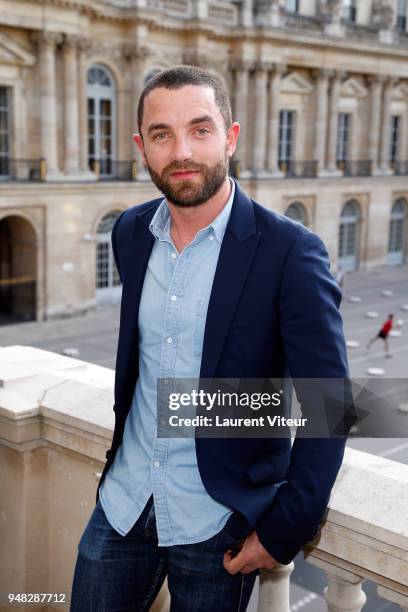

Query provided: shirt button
[166,336,173,344]
[153,461,160,468]
[171,295,177,302]
[209,235,214,241]
[171,252,177,259]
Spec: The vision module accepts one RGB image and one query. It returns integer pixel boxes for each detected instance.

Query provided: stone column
[267,62,286,176]
[368,75,384,174]
[77,38,92,175]
[314,69,331,175]
[252,62,269,177]
[258,562,294,612]
[33,31,63,178]
[326,70,344,175]
[240,0,253,26]
[63,35,81,176]
[232,60,250,176]
[123,45,151,179]
[379,76,397,174]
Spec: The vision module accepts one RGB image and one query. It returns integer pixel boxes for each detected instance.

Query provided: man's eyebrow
[146,115,216,136]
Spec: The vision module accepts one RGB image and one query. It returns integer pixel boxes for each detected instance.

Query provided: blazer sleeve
[111,211,126,283]
[255,230,351,565]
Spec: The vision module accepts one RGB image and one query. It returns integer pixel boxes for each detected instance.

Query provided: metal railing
[279,160,318,178]
[394,160,408,175]
[90,159,138,181]
[339,160,372,177]
[0,159,45,182]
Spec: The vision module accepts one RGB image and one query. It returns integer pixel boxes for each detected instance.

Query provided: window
[338,200,360,271]
[397,0,407,30]
[285,202,307,226]
[285,0,299,12]
[0,87,11,178]
[278,111,295,170]
[390,116,400,163]
[343,0,356,22]
[87,65,116,177]
[96,211,122,304]
[388,198,407,265]
[337,113,351,164]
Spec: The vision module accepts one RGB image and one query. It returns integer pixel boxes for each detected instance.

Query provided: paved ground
[1,263,407,611]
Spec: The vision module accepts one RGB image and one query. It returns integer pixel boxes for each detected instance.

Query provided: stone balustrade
[0,345,407,611]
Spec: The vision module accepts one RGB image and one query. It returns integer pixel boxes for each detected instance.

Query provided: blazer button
[105,449,112,460]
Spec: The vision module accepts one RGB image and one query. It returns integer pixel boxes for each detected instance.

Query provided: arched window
[285,202,307,226]
[338,200,360,271]
[388,198,407,265]
[87,65,116,177]
[96,211,122,304]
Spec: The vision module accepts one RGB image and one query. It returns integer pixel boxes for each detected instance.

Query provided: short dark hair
[137,65,232,135]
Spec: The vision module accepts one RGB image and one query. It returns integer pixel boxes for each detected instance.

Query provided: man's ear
[226,122,240,158]
[133,133,147,165]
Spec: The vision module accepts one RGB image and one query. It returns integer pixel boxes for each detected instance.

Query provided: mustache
[163,162,205,176]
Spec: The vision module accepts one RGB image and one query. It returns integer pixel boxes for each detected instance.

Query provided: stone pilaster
[326,70,345,175]
[32,31,63,178]
[77,38,92,174]
[63,35,81,176]
[267,63,286,176]
[380,76,398,174]
[232,60,251,175]
[314,69,331,175]
[368,75,385,173]
[240,0,253,26]
[252,62,269,177]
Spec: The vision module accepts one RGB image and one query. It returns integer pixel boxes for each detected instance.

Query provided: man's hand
[223,530,278,575]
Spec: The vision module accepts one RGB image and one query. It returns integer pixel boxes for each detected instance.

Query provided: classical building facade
[0,0,408,323]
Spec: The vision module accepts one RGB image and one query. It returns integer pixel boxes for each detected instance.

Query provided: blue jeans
[70,497,257,612]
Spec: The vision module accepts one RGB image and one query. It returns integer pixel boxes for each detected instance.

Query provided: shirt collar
[149,177,235,244]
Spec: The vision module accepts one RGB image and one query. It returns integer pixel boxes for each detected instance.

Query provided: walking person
[367,314,394,357]
[70,65,352,612]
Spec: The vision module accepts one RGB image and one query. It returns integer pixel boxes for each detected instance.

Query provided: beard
[144,152,229,208]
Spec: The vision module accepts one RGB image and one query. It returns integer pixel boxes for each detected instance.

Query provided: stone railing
[0,345,407,611]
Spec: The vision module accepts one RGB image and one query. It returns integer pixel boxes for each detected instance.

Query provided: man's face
[134,85,239,207]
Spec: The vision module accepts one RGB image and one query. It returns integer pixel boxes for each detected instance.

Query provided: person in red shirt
[366,314,394,357]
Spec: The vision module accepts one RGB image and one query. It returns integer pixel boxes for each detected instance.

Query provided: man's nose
[172,135,193,161]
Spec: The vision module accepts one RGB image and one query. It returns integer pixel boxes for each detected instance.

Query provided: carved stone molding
[31,31,63,47]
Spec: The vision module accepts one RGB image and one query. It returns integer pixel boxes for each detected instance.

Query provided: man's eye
[196,128,210,136]
[153,133,169,141]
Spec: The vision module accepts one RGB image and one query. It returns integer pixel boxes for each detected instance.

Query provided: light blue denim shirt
[99,179,236,545]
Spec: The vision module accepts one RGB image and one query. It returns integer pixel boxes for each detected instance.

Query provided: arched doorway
[284,201,308,226]
[0,215,37,324]
[388,198,407,265]
[96,211,122,305]
[338,200,360,271]
[87,64,116,177]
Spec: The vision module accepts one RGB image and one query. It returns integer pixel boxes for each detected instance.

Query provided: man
[70,65,350,611]
[367,313,394,357]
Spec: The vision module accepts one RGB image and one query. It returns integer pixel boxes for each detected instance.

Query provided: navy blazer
[96,180,350,565]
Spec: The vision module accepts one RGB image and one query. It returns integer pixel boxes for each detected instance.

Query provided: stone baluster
[308,557,367,612]
[252,62,269,177]
[258,561,294,612]
[267,62,286,176]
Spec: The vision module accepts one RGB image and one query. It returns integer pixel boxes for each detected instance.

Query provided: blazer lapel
[200,182,261,379]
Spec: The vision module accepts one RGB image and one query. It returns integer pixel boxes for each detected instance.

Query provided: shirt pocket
[194,299,206,357]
